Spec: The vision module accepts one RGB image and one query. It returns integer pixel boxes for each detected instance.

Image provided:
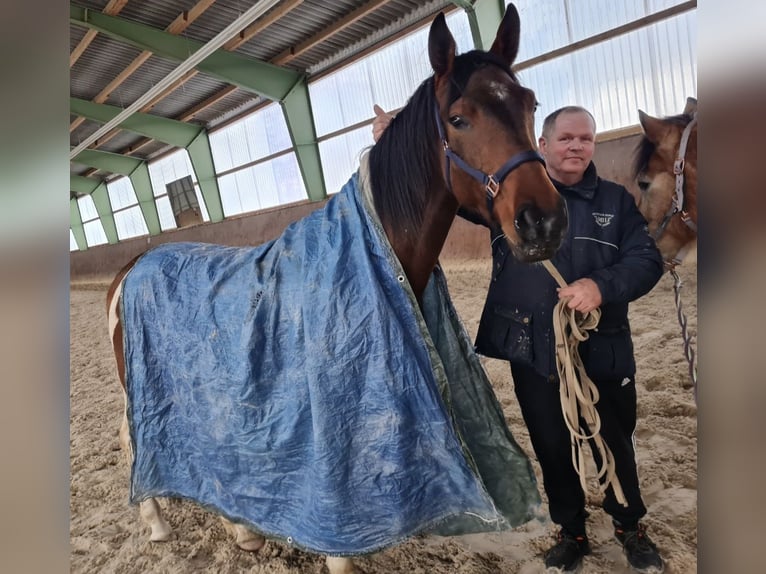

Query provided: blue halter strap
[434,105,545,215]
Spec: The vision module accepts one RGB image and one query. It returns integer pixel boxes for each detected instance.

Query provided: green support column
[186,132,224,222]
[91,183,119,244]
[129,164,162,235]
[281,79,326,201]
[70,200,87,251]
[453,0,506,50]
[73,149,162,236]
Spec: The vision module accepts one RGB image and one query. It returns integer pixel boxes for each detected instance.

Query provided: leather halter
[434,106,545,216]
[650,111,697,244]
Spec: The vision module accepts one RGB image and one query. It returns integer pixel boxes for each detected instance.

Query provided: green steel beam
[187,131,224,222]
[281,80,326,201]
[457,0,505,50]
[73,151,161,237]
[73,149,143,176]
[70,201,87,251]
[71,98,202,148]
[129,164,162,235]
[91,183,119,244]
[70,4,301,101]
[71,174,102,195]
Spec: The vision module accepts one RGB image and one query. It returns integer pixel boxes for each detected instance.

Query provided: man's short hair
[541,106,597,139]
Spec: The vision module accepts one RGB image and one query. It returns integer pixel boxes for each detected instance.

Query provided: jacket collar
[549,161,599,200]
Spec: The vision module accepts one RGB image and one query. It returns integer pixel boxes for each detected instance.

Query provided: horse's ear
[683,97,698,116]
[638,110,668,144]
[428,12,456,78]
[490,3,521,66]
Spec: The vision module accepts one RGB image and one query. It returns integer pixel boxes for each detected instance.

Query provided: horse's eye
[449,115,467,128]
[534,101,541,112]
[638,181,650,192]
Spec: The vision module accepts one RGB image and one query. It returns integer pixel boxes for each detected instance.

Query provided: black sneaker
[543,530,591,573]
[615,523,665,573]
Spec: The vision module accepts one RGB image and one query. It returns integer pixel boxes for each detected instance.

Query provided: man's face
[539,111,596,185]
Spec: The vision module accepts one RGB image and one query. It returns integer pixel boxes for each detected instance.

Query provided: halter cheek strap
[434,106,545,215]
[651,111,697,242]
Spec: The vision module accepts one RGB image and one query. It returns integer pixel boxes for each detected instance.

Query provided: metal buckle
[486,175,500,198]
[673,158,685,175]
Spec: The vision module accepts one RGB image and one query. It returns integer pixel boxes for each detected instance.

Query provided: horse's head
[635,97,697,263]
[429,5,567,262]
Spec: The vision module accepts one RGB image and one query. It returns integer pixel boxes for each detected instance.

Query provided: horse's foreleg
[220,517,266,552]
[326,556,356,574]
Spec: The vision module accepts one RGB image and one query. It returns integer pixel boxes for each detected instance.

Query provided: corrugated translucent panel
[218,153,307,217]
[209,103,292,173]
[510,0,691,61]
[70,229,78,251]
[513,0,570,61]
[107,176,138,211]
[148,149,198,197]
[648,12,697,115]
[114,205,149,241]
[155,196,177,231]
[83,219,108,247]
[319,125,375,195]
[77,195,99,222]
[567,0,644,41]
[148,149,210,229]
[309,11,472,138]
[517,11,696,136]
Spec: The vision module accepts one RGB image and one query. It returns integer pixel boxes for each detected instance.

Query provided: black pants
[511,362,647,536]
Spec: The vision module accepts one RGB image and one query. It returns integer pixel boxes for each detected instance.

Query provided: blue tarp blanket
[120,154,541,556]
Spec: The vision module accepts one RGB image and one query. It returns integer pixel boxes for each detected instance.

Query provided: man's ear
[538,136,547,154]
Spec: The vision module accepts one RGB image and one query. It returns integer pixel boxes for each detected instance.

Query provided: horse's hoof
[149,529,175,542]
[220,517,266,552]
[326,555,356,574]
[236,535,266,552]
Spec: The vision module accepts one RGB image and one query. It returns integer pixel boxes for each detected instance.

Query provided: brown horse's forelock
[368,50,517,241]
[633,113,695,180]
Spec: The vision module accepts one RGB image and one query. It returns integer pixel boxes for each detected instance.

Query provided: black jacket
[472,162,663,380]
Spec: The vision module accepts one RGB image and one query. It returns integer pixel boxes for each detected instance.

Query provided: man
[372,105,665,573]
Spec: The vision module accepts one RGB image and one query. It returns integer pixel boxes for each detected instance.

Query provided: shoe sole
[629,566,664,574]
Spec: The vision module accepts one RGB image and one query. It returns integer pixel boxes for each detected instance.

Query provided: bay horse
[634,97,697,266]
[106,6,567,574]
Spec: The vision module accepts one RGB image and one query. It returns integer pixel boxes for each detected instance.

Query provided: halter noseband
[434,106,545,215]
[650,111,697,246]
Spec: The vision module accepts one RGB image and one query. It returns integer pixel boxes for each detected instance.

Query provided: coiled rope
[541,260,627,506]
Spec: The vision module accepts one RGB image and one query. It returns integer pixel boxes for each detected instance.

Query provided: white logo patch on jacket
[592,212,614,227]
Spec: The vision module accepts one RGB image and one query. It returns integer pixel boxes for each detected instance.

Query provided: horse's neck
[389,187,458,302]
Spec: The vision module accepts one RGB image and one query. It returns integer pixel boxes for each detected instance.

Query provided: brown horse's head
[429,5,567,262]
[635,97,697,263]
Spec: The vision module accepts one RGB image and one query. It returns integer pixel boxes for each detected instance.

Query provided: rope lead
[670,268,698,403]
[541,260,627,507]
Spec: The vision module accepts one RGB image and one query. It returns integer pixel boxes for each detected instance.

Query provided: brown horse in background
[634,97,697,266]
[105,6,566,574]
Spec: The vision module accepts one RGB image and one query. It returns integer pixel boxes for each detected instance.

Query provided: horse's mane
[368,50,515,242]
[633,112,695,179]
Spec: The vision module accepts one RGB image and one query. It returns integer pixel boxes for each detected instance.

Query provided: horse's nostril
[514,206,538,242]
[515,203,567,246]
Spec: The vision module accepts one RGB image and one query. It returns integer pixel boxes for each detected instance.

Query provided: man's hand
[372,104,394,143]
[557,278,602,314]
